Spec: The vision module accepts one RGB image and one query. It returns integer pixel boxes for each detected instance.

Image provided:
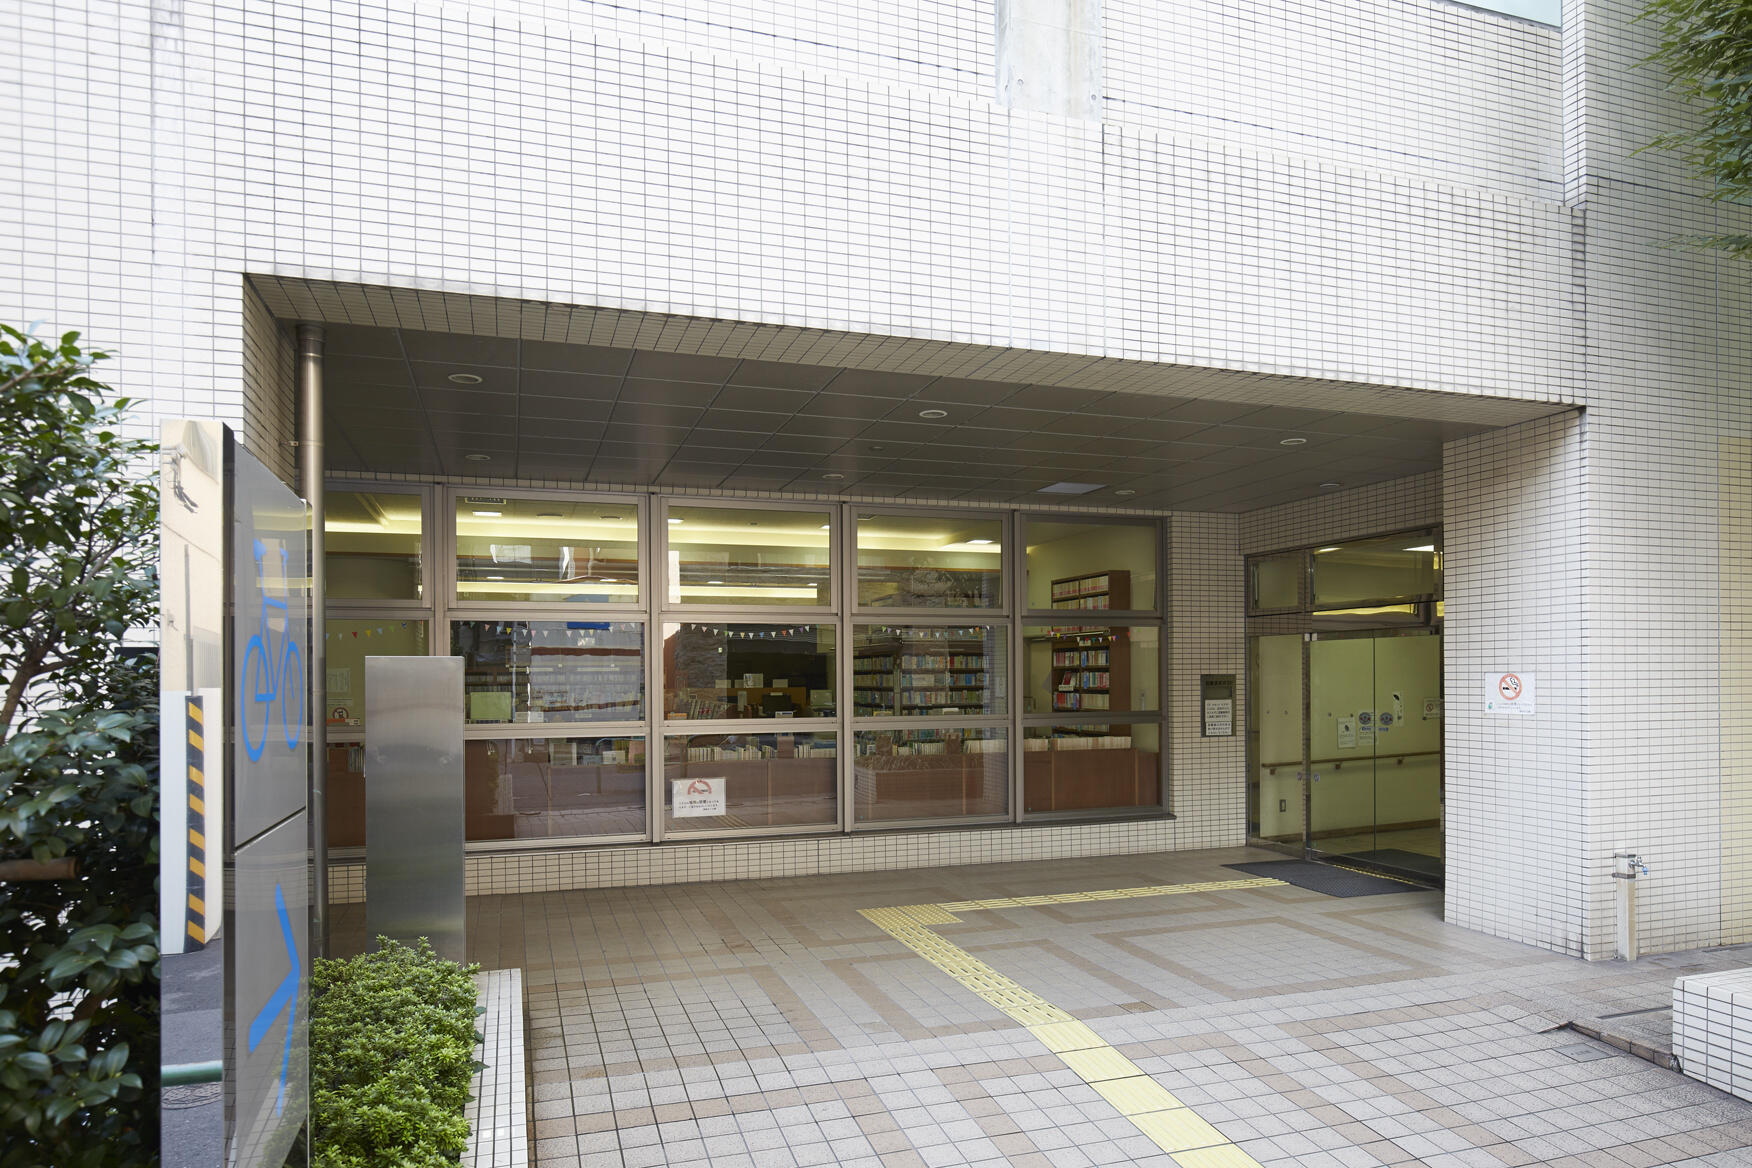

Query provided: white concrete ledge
[466,969,528,1168]
[1674,968,1752,1098]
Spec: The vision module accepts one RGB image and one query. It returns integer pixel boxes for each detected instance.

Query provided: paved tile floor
[335,846,1752,1167]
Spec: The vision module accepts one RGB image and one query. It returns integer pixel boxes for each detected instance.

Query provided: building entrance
[1246,529,1443,883]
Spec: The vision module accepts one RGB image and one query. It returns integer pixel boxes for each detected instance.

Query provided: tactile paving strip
[862,877,1284,1167]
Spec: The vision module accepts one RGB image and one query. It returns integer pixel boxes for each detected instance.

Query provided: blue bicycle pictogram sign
[239,537,305,761]
[247,882,301,1116]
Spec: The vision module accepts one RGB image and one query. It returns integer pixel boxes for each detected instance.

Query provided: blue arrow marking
[246,882,301,1116]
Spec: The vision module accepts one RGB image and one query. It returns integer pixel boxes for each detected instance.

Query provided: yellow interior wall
[1025,523,1158,610]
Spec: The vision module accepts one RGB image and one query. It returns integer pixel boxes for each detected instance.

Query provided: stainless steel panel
[365,656,466,963]
[232,447,311,846]
[230,810,309,1168]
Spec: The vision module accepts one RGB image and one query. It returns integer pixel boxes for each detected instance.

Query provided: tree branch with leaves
[1643,0,1752,257]
[0,324,161,1167]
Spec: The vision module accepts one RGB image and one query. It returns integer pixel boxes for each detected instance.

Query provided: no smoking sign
[1483,671,1536,716]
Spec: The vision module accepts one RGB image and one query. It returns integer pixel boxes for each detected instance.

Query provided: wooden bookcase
[852,630,991,716]
[1045,570,1131,713]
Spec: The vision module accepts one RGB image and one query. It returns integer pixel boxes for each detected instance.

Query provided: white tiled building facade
[5,0,1747,960]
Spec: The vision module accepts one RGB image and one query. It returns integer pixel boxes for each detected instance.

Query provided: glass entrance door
[1307,629,1442,880]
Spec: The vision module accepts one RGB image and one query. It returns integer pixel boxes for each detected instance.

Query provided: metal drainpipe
[298,324,328,958]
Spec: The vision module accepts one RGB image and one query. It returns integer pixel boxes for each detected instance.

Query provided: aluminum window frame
[658,496,840,617]
[444,485,649,616]
[850,505,1010,618]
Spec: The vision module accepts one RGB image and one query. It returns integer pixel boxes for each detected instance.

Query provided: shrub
[0,325,159,1167]
[309,938,482,1168]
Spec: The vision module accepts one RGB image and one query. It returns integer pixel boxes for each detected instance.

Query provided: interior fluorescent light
[1314,546,1341,554]
[485,575,505,580]
[1404,544,1436,552]
[966,538,994,545]
[667,517,684,524]
[471,510,502,517]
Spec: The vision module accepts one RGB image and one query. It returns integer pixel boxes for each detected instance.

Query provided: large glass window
[1249,552,1302,612]
[665,504,832,607]
[856,512,1003,609]
[852,624,1007,716]
[1312,532,1439,609]
[327,490,423,601]
[455,497,639,605]
[1023,723,1161,814]
[662,732,837,832]
[452,620,644,724]
[466,737,646,841]
[1025,518,1157,612]
[324,619,430,732]
[1023,625,1157,715]
[662,623,835,719]
[853,728,1007,822]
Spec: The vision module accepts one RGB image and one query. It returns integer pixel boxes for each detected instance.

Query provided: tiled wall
[1167,514,1247,847]
[9,0,1750,951]
[1237,471,1442,557]
[327,816,1228,903]
[1443,413,1589,955]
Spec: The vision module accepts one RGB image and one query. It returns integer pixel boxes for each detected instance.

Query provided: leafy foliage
[310,938,482,1168]
[1643,0,1752,256]
[0,325,160,1166]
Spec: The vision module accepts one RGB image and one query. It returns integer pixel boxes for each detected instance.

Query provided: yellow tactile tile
[1131,1108,1229,1153]
[1027,1019,1107,1053]
[1169,1143,1267,1168]
[861,878,1279,1168]
[1060,1045,1144,1083]
[1092,1074,1185,1115]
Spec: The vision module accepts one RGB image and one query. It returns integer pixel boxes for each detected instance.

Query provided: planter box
[466,969,529,1168]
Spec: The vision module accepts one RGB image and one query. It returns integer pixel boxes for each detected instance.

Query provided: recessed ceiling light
[463,453,492,462]
[918,408,948,419]
[1279,437,1308,447]
[447,372,483,384]
[1114,489,1137,497]
[822,472,845,480]
[966,538,994,545]
[1318,481,1343,489]
[1038,482,1104,495]
[869,444,887,451]
[471,510,502,517]
[667,517,684,524]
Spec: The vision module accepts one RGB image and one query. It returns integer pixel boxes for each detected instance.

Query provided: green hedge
[309,938,482,1168]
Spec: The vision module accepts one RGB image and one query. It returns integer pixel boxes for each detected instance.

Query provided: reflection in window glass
[1023,723,1161,814]
[665,505,831,606]
[1312,534,1439,609]
[455,497,638,604]
[663,732,837,832]
[324,619,428,732]
[856,513,1003,608]
[663,623,835,719]
[853,728,1007,822]
[1249,552,1302,611]
[452,621,644,724]
[327,490,423,601]
[1025,518,1157,611]
[851,625,1007,716]
[466,737,646,841]
[326,743,367,849]
[1023,625,1157,715]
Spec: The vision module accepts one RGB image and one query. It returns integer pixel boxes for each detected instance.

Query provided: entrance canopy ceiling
[258,277,1571,513]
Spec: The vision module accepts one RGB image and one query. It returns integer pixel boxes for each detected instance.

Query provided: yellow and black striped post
[186,695,207,950]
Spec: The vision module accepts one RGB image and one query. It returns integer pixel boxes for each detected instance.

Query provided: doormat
[1344,848,1443,882]
[1223,860,1426,898]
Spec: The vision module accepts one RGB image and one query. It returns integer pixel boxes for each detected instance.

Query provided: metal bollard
[1614,851,1648,961]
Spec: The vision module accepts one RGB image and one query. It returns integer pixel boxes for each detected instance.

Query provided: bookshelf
[1044,571,1132,714]
[460,623,644,723]
[853,630,992,716]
